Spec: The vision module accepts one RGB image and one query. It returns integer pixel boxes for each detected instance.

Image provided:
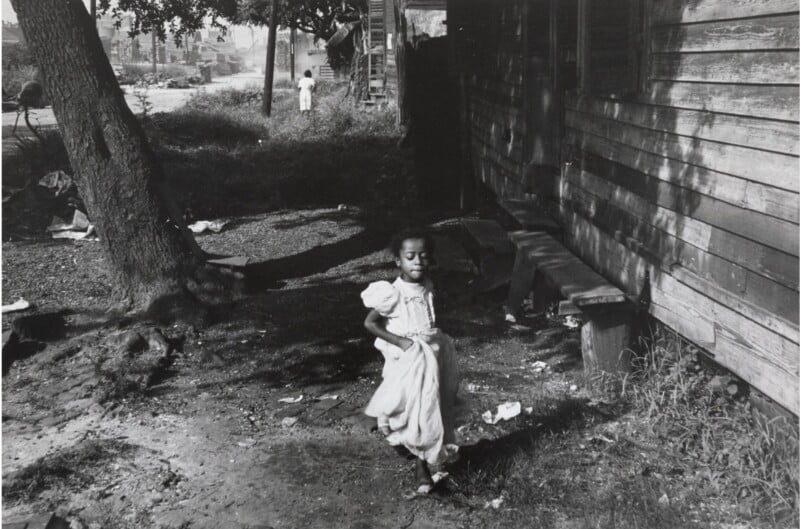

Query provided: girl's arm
[364,309,413,351]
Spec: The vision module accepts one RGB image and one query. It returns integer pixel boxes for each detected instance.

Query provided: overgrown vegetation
[447,323,799,529]
[620,329,799,526]
[2,43,38,97]
[148,81,403,217]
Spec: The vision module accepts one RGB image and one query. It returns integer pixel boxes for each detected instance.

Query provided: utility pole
[290,27,296,82]
[151,31,158,74]
[262,0,279,116]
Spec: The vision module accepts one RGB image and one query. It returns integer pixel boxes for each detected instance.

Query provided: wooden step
[460,219,515,292]
[461,219,514,255]
[509,231,626,307]
[498,199,561,234]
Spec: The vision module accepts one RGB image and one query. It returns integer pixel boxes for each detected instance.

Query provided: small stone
[658,493,669,506]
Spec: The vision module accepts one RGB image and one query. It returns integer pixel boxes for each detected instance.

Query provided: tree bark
[262,0,279,116]
[11,0,209,312]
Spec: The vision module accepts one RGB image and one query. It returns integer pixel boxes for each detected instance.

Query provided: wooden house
[448,0,799,415]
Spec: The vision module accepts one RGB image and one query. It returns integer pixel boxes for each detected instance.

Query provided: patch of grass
[147,83,405,217]
[443,324,798,528]
[619,327,800,526]
[3,439,136,505]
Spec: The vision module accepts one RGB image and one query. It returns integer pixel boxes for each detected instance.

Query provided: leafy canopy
[98,0,239,44]
[236,0,364,40]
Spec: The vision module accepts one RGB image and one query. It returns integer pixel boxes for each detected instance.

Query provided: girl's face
[396,238,430,283]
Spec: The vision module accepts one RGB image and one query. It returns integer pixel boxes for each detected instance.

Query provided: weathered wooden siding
[463,0,527,197]
[456,0,800,413]
[562,0,800,413]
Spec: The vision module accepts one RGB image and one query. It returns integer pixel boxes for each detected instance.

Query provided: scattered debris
[207,256,249,267]
[504,312,516,323]
[317,394,339,400]
[38,170,74,196]
[281,417,299,427]
[485,497,504,509]
[52,225,97,241]
[563,315,580,329]
[658,493,670,506]
[236,438,257,448]
[48,211,97,241]
[482,401,522,424]
[569,384,578,392]
[530,360,550,374]
[278,395,303,404]
[524,406,533,414]
[188,220,227,234]
[2,298,31,313]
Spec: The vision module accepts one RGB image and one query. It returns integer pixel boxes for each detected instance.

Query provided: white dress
[361,278,460,465]
[298,77,315,111]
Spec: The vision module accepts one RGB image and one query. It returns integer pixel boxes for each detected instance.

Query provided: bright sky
[2,0,17,22]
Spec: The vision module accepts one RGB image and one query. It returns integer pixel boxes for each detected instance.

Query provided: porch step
[498,199,561,235]
[460,218,515,292]
[460,218,514,255]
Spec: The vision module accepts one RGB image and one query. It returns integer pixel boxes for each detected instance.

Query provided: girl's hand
[399,337,414,351]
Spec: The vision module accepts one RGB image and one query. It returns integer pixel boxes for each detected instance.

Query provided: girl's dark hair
[390,228,435,257]
[304,70,312,77]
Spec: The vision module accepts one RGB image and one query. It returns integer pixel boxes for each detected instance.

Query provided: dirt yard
[2,86,795,529]
[2,202,596,528]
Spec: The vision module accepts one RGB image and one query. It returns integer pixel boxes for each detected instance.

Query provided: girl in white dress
[361,229,460,492]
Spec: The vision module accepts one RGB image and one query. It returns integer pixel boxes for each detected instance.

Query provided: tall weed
[620,326,799,525]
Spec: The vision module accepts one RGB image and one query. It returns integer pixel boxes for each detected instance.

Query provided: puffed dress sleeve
[361,281,400,317]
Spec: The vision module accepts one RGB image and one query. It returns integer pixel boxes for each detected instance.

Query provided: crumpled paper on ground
[189,219,227,234]
[482,401,522,424]
[2,298,31,313]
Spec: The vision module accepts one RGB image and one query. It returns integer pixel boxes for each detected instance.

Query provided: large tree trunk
[12,0,210,312]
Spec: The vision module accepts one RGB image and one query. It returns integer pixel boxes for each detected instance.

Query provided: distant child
[297,70,316,114]
[361,229,460,493]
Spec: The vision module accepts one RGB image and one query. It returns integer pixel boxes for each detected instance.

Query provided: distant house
[447,0,799,415]
[2,22,25,46]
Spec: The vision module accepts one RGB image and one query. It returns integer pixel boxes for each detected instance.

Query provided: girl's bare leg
[415,458,433,485]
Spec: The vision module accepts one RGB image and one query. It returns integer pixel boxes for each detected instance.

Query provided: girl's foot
[415,458,433,494]
[377,418,390,436]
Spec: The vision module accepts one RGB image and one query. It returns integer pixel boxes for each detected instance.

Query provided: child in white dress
[361,229,459,492]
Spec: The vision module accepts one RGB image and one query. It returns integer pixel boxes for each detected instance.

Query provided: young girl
[361,229,459,492]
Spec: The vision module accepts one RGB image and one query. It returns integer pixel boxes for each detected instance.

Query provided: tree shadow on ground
[243,228,393,290]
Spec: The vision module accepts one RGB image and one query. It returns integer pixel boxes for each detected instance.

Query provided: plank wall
[462,0,527,196]
[562,0,799,412]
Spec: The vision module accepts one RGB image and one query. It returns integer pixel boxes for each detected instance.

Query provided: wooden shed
[448,0,799,414]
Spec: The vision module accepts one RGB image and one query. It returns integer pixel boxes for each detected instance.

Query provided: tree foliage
[237,0,364,40]
[97,0,239,45]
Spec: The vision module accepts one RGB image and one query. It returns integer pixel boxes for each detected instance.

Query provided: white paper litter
[482,401,522,424]
[2,298,31,313]
[189,220,227,234]
[278,395,303,403]
[563,315,580,329]
[530,360,549,373]
[281,417,299,427]
[317,394,339,400]
[485,497,504,509]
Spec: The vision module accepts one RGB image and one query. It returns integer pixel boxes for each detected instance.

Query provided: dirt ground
[3,87,792,528]
[1,196,609,528]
